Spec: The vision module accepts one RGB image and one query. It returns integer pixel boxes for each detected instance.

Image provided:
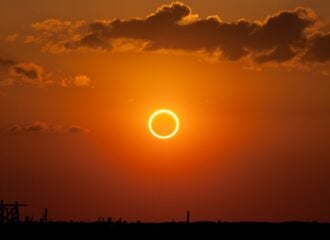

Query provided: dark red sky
[0,1,330,222]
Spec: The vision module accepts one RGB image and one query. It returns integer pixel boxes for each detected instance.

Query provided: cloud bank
[25,2,330,64]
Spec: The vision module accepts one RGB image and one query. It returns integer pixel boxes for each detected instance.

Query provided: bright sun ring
[148,109,180,139]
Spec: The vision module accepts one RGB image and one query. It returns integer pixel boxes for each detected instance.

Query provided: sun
[148,109,180,139]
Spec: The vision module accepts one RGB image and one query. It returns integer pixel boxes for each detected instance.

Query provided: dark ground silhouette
[1,201,329,237]
[1,221,329,238]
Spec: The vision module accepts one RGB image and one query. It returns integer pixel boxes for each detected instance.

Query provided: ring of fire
[148,109,180,139]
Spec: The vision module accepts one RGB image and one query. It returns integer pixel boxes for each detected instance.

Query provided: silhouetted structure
[186,210,190,223]
[0,200,28,223]
[41,208,48,223]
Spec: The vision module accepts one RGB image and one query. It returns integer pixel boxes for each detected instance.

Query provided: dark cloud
[303,33,330,62]
[249,8,315,50]
[6,124,23,133]
[24,121,49,132]
[5,62,46,87]
[0,58,16,80]
[27,2,329,64]
[13,65,39,79]
[4,121,90,134]
[254,46,297,63]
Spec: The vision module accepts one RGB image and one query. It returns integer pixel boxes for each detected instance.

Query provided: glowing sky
[0,1,330,222]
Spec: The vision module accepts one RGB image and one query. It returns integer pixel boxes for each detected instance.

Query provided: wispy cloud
[3,121,90,134]
[68,125,90,133]
[5,34,19,42]
[0,60,92,89]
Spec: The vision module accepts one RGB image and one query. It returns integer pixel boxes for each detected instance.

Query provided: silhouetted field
[1,222,330,237]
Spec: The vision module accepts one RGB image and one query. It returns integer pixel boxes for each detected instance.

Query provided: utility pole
[186,210,190,224]
[44,208,48,223]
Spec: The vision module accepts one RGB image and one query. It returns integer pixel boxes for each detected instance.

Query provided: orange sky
[0,1,330,222]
